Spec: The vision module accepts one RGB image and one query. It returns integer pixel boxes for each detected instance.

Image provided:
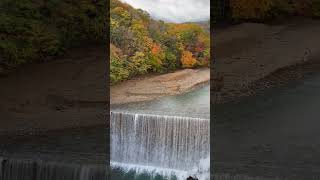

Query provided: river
[213,73,320,179]
[111,85,210,180]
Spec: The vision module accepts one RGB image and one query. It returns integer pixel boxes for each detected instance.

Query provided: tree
[181,50,196,68]
[109,0,210,84]
[128,51,150,75]
[110,44,129,83]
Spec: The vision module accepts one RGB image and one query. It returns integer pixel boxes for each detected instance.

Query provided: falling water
[110,111,210,178]
[0,158,108,180]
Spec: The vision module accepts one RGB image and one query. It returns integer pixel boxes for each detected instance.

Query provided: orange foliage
[151,43,161,55]
[181,51,196,68]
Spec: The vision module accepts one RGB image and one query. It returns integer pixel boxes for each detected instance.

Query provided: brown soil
[110,68,210,105]
[0,46,107,136]
[213,18,320,103]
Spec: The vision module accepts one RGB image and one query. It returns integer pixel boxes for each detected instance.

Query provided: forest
[110,0,210,84]
[230,0,320,20]
[0,0,106,74]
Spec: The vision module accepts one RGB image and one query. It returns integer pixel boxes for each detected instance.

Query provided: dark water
[0,127,109,180]
[111,85,210,180]
[213,74,320,179]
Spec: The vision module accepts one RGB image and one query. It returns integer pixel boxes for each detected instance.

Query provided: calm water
[213,73,320,178]
[111,85,210,119]
[111,85,210,180]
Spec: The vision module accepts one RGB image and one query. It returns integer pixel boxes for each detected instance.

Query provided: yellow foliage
[168,23,201,34]
[131,20,148,37]
[181,51,196,68]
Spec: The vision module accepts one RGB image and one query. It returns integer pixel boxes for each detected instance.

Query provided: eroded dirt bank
[213,18,320,103]
[0,47,107,136]
[110,68,210,105]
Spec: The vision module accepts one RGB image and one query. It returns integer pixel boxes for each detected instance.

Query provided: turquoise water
[111,85,210,119]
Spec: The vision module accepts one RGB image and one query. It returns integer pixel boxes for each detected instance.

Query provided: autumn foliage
[110,0,210,84]
[0,0,106,73]
[230,0,320,20]
[181,51,197,68]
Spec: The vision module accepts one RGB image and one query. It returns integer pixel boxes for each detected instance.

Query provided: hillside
[195,20,210,33]
[0,0,106,74]
[110,0,210,84]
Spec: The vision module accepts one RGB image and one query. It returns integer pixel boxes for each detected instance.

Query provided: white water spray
[111,112,210,179]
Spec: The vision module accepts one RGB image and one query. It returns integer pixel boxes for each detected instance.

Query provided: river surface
[0,127,109,179]
[111,85,210,119]
[213,73,320,179]
[111,85,210,180]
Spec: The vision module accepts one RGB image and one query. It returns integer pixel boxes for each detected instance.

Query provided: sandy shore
[0,47,107,136]
[213,18,320,103]
[110,68,210,105]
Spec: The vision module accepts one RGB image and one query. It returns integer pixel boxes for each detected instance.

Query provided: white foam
[189,156,210,180]
[111,112,210,170]
[111,157,210,180]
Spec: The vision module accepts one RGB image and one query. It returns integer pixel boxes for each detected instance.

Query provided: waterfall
[110,112,210,172]
[0,158,108,180]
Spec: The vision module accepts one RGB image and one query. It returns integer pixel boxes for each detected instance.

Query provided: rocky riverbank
[110,68,210,105]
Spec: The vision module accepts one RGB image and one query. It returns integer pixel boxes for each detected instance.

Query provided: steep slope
[110,0,210,84]
[0,0,106,74]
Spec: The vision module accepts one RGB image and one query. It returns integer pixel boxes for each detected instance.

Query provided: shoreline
[216,59,320,104]
[110,68,210,105]
[213,18,320,104]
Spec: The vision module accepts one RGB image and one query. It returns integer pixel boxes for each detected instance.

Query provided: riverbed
[111,68,210,105]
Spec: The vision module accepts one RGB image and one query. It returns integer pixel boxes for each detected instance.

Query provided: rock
[186,176,198,180]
